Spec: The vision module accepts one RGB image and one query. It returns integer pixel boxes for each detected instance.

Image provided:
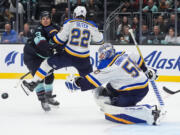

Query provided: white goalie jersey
[85,52,148,91]
[53,19,104,58]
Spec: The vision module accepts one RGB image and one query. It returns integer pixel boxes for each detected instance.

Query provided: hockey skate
[37,91,51,112]
[41,100,51,112]
[46,92,60,108]
[21,80,39,93]
[152,106,166,125]
[147,105,166,125]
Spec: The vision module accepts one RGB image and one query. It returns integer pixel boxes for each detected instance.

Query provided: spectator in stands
[164,28,178,45]
[1,22,17,43]
[86,0,100,24]
[51,8,60,25]
[132,16,139,36]
[70,0,87,10]
[147,25,165,44]
[0,0,10,13]
[159,0,172,12]
[20,0,37,20]
[131,0,148,11]
[60,8,72,26]
[18,23,33,43]
[121,0,132,12]
[9,0,24,14]
[119,25,133,44]
[138,24,149,44]
[167,13,180,34]
[143,0,158,12]
[116,16,131,40]
[154,15,166,33]
[4,9,14,24]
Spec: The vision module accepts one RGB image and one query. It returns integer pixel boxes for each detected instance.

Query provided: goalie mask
[73,6,87,18]
[98,43,115,60]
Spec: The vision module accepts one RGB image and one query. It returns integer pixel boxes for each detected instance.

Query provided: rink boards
[0,44,179,82]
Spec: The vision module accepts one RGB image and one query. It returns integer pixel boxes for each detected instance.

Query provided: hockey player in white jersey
[21,6,104,92]
[65,43,166,125]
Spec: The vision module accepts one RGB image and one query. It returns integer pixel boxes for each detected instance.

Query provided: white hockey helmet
[73,6,87,18]
[98,43,116,60]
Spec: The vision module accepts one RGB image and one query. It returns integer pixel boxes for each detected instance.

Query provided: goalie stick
[129,29,165,106]
[163,86,180,95]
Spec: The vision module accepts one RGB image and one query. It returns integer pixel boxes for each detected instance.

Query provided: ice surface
[0,79,180,135]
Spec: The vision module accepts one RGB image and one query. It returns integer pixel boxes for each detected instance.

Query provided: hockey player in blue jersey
[21,6,103,94]
[65,43,166,125]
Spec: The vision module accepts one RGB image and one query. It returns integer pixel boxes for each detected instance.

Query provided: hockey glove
[145,67,158,81]
[65,74,80,92]
[44,25,58,38]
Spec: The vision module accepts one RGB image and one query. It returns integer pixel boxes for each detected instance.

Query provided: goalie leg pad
[101,104,165,125]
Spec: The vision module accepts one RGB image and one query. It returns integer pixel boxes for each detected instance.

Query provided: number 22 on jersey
[70,28,90,47]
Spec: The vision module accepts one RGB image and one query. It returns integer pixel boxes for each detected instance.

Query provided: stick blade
[162,86,180,95]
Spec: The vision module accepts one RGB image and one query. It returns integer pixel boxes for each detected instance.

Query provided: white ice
[0,79,180,135]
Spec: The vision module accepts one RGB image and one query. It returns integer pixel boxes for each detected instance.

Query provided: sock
[44,83,53,93]
[34,83,44,93]
[33,59,52,82]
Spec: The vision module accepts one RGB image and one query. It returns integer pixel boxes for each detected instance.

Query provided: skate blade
[21,84,30,96]
[42,108,51,112]
[49,104,60,109]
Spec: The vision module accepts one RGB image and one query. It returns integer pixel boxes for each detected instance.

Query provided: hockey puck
[1,93,8,99]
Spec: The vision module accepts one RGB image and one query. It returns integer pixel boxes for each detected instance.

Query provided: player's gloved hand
[145,67,158,80]
[44,25,58,38]
[65,74,80,92]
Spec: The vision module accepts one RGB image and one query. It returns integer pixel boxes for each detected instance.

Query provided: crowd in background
[0,0,180,45]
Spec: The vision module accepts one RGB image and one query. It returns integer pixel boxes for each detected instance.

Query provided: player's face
[41,17,51,26]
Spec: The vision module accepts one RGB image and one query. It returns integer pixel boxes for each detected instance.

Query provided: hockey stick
[14,72,31,88]
[128,29,165,106]
[163,86,180,95]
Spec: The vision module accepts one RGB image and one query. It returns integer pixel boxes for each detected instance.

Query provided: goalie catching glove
[145,67,158,81]
[65,74,81,91]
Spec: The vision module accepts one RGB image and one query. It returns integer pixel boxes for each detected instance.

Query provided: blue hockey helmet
[98,43,115,60]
